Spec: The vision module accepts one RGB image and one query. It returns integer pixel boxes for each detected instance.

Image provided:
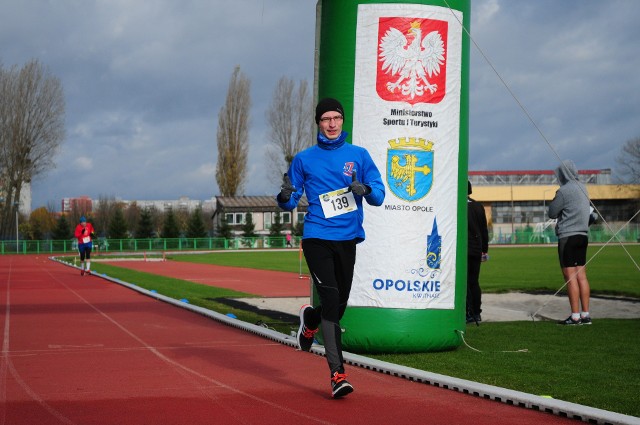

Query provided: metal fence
[0,236,298,255]
[490,227,639,245]
[1,229,638,255]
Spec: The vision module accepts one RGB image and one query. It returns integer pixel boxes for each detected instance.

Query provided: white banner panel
[351,4,462,309]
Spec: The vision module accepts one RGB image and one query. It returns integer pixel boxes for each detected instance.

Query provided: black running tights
[302,238,357,375]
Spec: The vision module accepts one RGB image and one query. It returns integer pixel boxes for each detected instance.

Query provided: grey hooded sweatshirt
[548,160,590,238]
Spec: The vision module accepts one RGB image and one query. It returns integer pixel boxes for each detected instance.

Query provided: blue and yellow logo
[387,137,434,201]
[426,217,441,270]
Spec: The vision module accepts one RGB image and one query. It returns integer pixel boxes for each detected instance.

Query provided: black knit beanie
[315,98,345,124]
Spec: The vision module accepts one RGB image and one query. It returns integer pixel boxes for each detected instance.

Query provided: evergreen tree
[161,208,181,239]
[240,212,256,247]
[186,207,207,238]
[217,214,233,239]
[269,211,284,237]
[18,221,33,241]
[52,214,72,240]
[136,209,154,239]
[293,219,304,237]
[241,212,257,238]
[108,208,129,239]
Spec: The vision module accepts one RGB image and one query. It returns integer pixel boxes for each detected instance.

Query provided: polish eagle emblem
[379,20,445,100]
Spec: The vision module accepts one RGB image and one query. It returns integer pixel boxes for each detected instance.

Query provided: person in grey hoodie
[548,159,592,325]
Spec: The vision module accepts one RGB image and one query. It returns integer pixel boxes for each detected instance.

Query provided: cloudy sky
[2,0,638,211]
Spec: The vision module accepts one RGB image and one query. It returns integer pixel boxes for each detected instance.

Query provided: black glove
[278,173,296,202]
[81,228,87,235]
[90,232,96,239]
[348,170,371,196]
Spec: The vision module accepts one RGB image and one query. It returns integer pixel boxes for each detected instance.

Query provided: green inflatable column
[314,0,470,353]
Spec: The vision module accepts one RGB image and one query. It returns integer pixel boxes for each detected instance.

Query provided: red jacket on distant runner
[75,221,95,246]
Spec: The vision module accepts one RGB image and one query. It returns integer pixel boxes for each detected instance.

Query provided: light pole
[542,189,553,221]
[510,184,514,240]
[14,202,19,253]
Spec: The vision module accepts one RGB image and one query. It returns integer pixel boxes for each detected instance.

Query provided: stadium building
[469,169,639,242]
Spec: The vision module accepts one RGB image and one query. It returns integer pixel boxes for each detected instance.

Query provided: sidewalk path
[238,292,640,323]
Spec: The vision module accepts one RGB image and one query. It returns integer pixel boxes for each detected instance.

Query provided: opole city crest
[386,137,434,201]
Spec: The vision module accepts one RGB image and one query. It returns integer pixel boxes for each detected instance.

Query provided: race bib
[319,187,357,219]
[82,236,91,244]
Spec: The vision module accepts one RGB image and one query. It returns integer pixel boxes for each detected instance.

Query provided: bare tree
[215,66,250,196]
[265,77,313,184]
[46,200,58,213]
[124,201,141,236]
[0,59,65,238]
[93,194,119,237]
[68,197,93,225]
[615,137,640,184]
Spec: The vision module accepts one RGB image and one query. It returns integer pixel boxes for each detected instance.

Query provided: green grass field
[170,244,640,297]
[480,244,640,297]
[72,244,640,417]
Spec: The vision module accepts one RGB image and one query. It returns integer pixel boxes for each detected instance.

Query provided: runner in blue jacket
[277,98,385,398]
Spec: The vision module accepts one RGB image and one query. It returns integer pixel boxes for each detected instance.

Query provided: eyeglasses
[319,115,343,123]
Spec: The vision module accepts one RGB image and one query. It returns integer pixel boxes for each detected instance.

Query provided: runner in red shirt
[74,216,96,276]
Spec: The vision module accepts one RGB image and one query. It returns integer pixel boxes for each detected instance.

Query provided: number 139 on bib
[320,188,357,219]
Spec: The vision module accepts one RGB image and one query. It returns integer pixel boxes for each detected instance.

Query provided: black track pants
[466,256,482,317]
[302,238,356,375]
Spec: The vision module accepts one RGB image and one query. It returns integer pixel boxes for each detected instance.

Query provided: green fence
[1,229,638,255]
[491,227,639,245]
[0,236,298,255]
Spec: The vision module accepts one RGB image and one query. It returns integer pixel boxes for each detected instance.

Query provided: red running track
[0,255,580,425]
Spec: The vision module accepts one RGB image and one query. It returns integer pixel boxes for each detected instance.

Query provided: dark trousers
[302,238,356,376]
[78,244,92,261]
[466,256,482,317]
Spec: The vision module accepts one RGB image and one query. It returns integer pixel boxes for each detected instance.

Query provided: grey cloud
[1,0,637,209]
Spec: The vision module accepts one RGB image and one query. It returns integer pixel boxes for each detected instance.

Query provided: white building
[90,196,217,214]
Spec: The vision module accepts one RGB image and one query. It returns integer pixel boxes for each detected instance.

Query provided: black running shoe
[331,372,353,398]
[296,304,317,352]
[580,316,592,325]
[558,316,581,325]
